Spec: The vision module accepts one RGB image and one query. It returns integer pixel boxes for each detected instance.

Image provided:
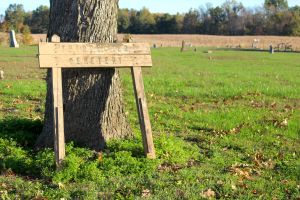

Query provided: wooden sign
[39,42,152,68]
[38,35,156,168]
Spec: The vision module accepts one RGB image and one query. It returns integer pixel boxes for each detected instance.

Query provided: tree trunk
[35,0,132,151]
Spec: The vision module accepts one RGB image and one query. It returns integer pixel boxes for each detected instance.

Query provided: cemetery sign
[38,35,156,168]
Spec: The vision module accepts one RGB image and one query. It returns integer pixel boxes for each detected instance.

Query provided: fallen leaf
[217,180,224,185]
[270,102,277,108]
[200,188,215,199]
[142,189,151,198]
[97,152,103,161]
[229,164,253,180]
[280,118,288,127]
[58,182,65,189]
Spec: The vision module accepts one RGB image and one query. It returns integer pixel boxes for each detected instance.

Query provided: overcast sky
[0,0,299,15]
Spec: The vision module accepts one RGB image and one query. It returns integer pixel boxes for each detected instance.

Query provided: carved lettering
[84,57,88,64]
[69,58,75,65]
[90,57,94,64]
[76,57,81,65]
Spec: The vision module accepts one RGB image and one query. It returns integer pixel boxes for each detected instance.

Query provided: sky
[0,0,299,15]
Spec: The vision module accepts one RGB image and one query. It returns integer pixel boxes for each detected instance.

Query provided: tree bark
[35,0,132,151]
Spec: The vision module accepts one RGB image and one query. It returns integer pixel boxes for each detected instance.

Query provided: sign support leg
[52,67,65,168]
[131,66,156,159]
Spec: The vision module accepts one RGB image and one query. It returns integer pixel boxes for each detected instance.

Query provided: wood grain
[131,66,156,159]
[39,42,151,55]
[50,35,65,168]
[39,54,152,68]
[52,67,66,168]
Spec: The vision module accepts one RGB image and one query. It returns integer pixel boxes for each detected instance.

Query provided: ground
[0,45,299,199]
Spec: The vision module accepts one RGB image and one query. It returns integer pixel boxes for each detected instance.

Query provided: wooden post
[51,35,65,168]
[131,66,156,159]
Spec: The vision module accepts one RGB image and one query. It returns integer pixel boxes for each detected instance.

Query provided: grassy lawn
[0,45,299,199]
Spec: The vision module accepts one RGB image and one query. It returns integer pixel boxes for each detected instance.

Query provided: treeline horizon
[0,0,300,36]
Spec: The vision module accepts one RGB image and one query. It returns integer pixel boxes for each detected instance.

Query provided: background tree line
[0,0,300,36]
[0,4,49,34]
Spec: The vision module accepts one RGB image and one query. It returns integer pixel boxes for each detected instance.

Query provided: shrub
[0,138,33,174]
[21,25,33,45]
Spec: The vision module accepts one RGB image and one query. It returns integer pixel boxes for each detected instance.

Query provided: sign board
[38,35,156,168]
[38,43,152,68]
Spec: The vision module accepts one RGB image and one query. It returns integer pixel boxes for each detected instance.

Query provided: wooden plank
[39,54,152,68]
[52,67,66,168]
[131,66,156,159]
[51,33,65,168]
[39,42,151,55]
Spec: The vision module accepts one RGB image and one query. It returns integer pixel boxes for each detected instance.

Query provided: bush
[0,138,33,174]
[21,25,33,45]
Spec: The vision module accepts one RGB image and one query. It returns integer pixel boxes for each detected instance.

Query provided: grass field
[0,45,299,199]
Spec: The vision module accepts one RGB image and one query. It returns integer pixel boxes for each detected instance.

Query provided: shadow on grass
[0,118,45,176]
[0,118,43,148]
[217,47,300,54]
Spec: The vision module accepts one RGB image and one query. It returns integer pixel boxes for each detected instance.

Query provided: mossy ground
[0,46,299,199]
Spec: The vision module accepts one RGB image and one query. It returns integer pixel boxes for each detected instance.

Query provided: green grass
[0,46,299,199]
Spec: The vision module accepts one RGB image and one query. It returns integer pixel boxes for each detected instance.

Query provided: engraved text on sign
[38,42,152,68]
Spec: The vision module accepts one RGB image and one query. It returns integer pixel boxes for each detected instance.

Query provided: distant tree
[24,12,32,26]
[222,0,244,17]
[290,6,300,13]
[252,8,267,35]
[0,15,3,30]
[263,0,292,35]
[182,9,201,34]
[208,6,226,34]
[199,3,212,34]
[138,7,156,33]
[1,1,299,37]
[128,9,139,33]
[269,11,290,35]
[118,8,130,33]
[5,4,26,32]
[222,0,244,35]
[240,9,255,35]
[264,0,288,12]
[283,7,300,36]
[27,5,49,33]
[174,14,184,33]
[156,14,182,33]
[128,7,156,34]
